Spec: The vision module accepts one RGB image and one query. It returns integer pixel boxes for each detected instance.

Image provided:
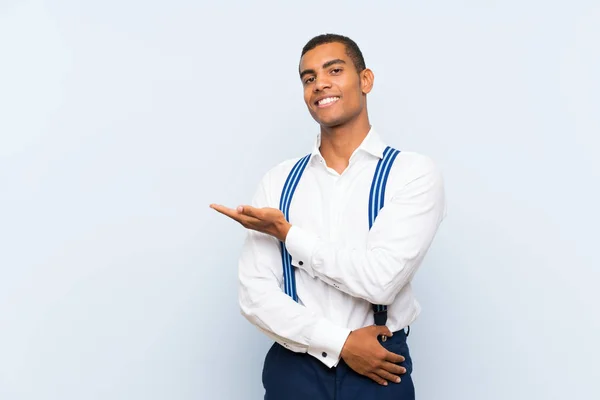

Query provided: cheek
[303,89,312,106]
[345,85,363,107]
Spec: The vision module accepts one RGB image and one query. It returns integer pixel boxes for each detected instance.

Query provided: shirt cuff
[307,318,351,368]
[285,225,319,277]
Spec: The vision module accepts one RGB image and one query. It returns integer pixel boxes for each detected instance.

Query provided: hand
[210,204,292,242]
[340,325,406,386]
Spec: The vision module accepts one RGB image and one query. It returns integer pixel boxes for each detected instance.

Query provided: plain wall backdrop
[1,1,599,399]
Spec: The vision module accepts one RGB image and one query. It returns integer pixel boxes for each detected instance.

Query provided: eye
[303,76,315,84]
[331,68,342,74]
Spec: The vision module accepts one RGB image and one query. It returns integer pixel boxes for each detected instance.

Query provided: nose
[313,75,332,92]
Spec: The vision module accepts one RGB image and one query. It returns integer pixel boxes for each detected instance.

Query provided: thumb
[373,325,393,337]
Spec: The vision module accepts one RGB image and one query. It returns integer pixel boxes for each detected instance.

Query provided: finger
[210,204,261,228]
[381,361,406,375]
[238,205,259,218]
[372,325,393,338]
[210,204,242,221]
[366,372,388,386]
[385,350,405,364]
[375,368,401,384]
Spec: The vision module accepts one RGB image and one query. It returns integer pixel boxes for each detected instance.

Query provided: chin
[316,116,347,128]
[312,112,345,128]
[320,121,344,129]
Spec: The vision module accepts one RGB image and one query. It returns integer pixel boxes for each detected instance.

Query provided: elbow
[367,289,398,306]
[364,258,416,305]
[238,287,255,320]
[238,283,270,322]
[360,278,401,305]
[238,299,250,319]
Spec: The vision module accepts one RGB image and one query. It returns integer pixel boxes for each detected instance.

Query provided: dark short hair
[301,33,366,72]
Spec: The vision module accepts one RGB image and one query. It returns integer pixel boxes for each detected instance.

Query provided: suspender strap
[368,146,401,325]
[278,146,401,320]
[278,154,311,301]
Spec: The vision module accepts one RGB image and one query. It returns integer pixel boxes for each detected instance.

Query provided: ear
[360,68,374,94]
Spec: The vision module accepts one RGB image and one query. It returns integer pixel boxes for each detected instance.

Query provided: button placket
[330,176,340,241]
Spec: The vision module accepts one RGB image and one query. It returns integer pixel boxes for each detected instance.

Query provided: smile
[316,96,340,107]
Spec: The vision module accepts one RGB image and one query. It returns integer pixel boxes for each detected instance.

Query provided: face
[299,42,373,128]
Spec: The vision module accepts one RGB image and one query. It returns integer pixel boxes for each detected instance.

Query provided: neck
[319,117,371,174]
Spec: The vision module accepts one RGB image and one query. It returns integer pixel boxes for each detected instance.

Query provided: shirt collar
[311,127,387,163]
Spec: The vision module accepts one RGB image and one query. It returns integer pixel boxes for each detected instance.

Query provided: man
[211,33,446,399]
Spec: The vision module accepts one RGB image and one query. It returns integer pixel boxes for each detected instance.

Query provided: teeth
[318,97,339,105]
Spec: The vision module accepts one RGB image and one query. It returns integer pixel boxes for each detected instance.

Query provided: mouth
[315,96,340,108]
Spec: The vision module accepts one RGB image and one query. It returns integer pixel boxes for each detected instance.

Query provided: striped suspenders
[368,146,401,325]
[278,154,311,302]
[279,147,400,322]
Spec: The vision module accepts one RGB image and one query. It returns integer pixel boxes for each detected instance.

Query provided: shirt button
[322,352,327,358]
[298,261,304,266]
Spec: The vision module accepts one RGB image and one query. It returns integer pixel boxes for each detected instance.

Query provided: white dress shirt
[238,127,446,368]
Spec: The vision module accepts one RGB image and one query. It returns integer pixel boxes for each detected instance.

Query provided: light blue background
[1,1,598,399]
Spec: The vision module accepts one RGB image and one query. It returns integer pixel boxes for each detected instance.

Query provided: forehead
[299,42,351,70]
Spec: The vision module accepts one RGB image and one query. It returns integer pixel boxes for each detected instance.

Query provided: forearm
[239,287,350,365]
[239,231,351,368]
[285,227,420,305]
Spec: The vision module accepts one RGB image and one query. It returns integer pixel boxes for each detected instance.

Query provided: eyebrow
[299,58,347,79]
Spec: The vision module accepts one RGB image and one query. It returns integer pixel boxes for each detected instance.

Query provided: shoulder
[388,150,444,191]
[385,149,447,218]
[393,150,440,176]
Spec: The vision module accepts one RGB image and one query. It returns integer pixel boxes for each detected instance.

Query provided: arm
[284,156,446,305]
[240,239,406,385]
[237,172,351,368]
[212,168,410,384]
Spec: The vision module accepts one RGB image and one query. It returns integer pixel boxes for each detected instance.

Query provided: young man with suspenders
[211,34,446,399]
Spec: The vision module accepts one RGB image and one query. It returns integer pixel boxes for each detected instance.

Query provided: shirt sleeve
[284,155,447,305]
[238,169,351,368]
